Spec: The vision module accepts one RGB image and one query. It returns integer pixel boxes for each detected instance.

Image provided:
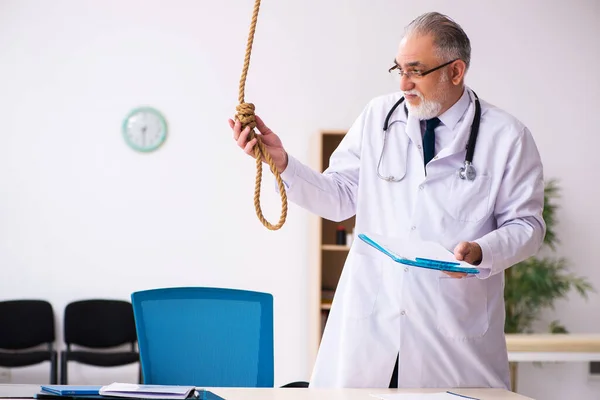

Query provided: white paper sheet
[370,392,477,400]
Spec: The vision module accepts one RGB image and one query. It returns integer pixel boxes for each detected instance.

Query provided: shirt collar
[437,87,470,131]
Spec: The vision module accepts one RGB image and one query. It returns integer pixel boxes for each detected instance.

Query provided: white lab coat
[279,87,545,389]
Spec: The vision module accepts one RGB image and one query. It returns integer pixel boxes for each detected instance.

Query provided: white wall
[0,0,598,398]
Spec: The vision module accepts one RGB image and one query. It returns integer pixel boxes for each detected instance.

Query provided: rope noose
[235,0,288,230]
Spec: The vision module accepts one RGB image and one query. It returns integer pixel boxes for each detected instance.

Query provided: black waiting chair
[0,300,58,384]
[60,299,140,384]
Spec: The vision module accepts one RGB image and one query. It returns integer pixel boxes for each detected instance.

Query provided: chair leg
[60,351,67,385]
[50,351,58,384]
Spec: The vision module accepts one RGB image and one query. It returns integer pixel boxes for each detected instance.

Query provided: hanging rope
[235,0,288,230]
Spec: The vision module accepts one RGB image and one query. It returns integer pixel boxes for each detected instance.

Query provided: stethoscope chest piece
[458,161,476,181]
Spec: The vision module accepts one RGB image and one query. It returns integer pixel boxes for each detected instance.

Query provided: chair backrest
[64,299,137,348]
[0,300,55,350]
[131,287,274,388]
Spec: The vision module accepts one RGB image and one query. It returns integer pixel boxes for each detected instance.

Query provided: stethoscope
[377,91,481,182]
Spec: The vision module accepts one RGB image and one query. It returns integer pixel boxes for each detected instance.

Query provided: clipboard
[358,233,480,274]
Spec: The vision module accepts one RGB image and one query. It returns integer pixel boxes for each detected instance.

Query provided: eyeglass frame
[388,58,459,80]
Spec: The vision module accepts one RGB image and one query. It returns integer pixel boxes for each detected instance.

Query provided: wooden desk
[505,333,600,392]
[208,387,532,400]
[0,384,533,400]
[506,333,600,362]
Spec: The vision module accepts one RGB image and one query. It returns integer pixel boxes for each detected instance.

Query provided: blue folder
[40,387,101,396]
[36,388,224,400]
[358,233,480,274]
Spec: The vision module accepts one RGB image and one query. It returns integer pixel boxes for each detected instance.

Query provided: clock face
[122,107,167,152]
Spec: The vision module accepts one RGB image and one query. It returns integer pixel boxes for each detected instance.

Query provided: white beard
[404,93,442,120]
[404,72,449,120]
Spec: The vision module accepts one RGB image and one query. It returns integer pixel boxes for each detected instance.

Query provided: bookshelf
[314,131,354,341]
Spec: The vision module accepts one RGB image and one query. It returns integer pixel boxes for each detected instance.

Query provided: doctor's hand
[229,115,289,173]
[444,242,483,279]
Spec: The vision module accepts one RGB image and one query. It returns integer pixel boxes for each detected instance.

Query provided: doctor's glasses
[388,58,458,81]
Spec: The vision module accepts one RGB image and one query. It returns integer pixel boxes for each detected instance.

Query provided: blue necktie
[423,117,440,166]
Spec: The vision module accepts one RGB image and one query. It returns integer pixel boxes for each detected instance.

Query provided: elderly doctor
[229,12,545,390]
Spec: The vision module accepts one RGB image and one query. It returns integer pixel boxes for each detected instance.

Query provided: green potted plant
[504,179,595,334]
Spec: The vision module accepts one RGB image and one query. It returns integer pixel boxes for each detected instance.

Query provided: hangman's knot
[236,102,256,131]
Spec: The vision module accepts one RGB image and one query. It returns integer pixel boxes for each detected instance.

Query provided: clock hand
[141,126,147,146]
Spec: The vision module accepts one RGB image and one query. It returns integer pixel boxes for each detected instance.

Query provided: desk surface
[209,387,533,400]
[505,333,600,352]
[0,384,533,400]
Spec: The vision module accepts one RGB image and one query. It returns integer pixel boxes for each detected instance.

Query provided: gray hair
[403,12,471,70]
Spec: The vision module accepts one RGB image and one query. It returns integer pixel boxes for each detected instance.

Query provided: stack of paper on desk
[37,383,225,400]
[358,232,480,275]
[99,384,195,399]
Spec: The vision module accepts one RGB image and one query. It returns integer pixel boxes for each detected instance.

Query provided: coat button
[401,310,406,316]
[411,226,416,231]
[419,185,424,190]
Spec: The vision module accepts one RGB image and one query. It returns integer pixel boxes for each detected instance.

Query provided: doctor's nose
[399,74,415,91]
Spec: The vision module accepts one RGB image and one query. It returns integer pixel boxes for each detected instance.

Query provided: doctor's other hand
[229,115,289,173]
[445,241,483,279]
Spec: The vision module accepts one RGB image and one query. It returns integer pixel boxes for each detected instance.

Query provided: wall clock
[122,106,168,152]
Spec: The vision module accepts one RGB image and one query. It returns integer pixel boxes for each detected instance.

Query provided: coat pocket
[448,173,492,223]
[341,252,383,319]
[435,276,489,339]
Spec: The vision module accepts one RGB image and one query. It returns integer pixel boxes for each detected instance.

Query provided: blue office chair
[131,287,274,387]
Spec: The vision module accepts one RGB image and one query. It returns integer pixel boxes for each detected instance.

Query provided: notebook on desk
[35,393,223,400]
[36,384,225,400]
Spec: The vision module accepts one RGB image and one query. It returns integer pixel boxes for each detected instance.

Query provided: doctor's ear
[450,60,467,85]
